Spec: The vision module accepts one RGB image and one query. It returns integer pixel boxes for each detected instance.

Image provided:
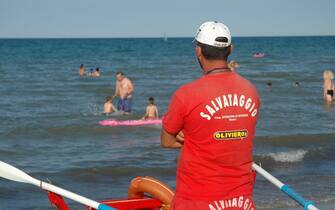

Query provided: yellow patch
[213,130,248,140]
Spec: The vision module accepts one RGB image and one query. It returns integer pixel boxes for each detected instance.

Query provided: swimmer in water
[228,60,240,71]
[141,97,159,120]
[323,70,334,102]
[91,68,101,77]
[103,96,117,114]
[267,81,272,87]
[78,64,86,77]
[89,68,94,76]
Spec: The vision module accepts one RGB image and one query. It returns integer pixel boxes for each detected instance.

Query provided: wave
[254,146,335,164]
[253,133,335,164]
[268,149,307,162]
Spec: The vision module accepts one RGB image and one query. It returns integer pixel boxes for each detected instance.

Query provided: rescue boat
[48,176,174,210]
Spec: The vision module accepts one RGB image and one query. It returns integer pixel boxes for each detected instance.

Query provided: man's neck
[202,60,229,73]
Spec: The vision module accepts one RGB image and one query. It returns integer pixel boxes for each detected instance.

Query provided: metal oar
[252,163,318,210]
[0,161,115,210]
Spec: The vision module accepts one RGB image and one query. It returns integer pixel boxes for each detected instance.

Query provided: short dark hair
[105,96,113,102]
[116,71,124,76]
[196,41,231,61]
[148,96,154,101]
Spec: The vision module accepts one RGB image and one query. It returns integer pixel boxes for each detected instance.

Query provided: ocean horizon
[1,34,335,39]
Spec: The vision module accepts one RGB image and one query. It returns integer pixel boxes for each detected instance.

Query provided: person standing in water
[161,21,260,210]
[323,70,334,102]
[78,64,85,77]
[141,97,159,120]
[113,72,134,113]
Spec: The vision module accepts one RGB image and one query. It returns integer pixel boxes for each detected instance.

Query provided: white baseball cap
[195,21,232,48]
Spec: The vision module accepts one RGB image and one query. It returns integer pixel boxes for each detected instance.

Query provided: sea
[0,36,335,210]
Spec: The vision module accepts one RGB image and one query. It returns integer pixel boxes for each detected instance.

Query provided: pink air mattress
[99,119,162,127]
[253,53,265,58]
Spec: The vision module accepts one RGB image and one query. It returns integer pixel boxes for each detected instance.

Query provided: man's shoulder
[175,80,196,96]
[124,77,133,82]
[172,78,204,102]
[178,77,204,90]
[235,73,258,91]
[232,73,260,100]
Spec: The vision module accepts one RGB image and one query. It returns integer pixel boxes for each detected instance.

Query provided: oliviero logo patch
[214,130,248,140]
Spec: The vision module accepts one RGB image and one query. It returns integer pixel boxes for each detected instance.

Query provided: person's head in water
[267,81,272,87]
[148,96,155,105]
[80,64,84,68]
[115,71,125,81]
[194,21,233,74]
[294,81,300,87]
[323,70,334,81]
[96,68,100,72]
[228,60,240,71]
[105,96,113,103]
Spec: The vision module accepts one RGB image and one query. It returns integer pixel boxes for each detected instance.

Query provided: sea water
[0,37,335,209]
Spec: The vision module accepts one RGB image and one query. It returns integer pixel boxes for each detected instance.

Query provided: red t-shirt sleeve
[162,92,185,135]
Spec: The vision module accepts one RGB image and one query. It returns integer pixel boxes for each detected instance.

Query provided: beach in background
[0,36,335,209]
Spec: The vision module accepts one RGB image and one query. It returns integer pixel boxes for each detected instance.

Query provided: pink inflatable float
[99,119,162,127]
[252,53,265,58]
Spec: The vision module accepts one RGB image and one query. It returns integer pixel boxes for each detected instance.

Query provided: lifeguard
[161,21,261,210]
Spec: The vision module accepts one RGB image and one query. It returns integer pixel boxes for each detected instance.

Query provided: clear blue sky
[0,0,334,38]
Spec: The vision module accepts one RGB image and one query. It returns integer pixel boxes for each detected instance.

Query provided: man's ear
[230,44,234,53]
[225,45,233,58]
[195,45,202,59]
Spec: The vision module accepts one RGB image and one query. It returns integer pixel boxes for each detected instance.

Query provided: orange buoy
[128,176,175,210]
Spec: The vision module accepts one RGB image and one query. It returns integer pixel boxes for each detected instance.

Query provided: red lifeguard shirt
[163,71,260,201]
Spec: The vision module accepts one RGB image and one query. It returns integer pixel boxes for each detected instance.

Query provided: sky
[0,0,334,38]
